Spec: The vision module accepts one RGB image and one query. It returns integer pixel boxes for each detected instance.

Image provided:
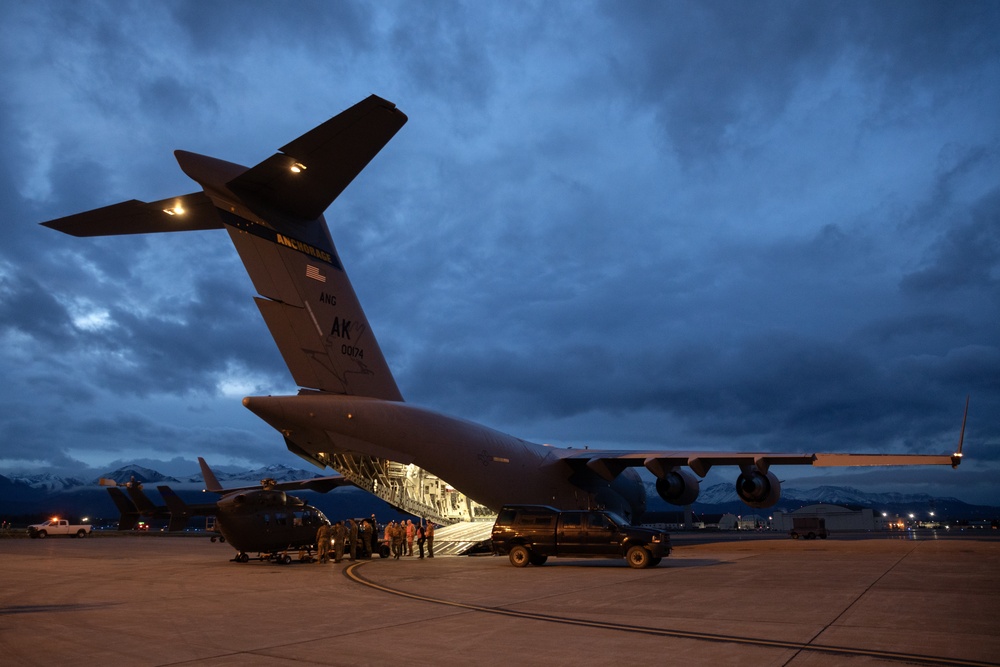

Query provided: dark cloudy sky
[2,1,998,504]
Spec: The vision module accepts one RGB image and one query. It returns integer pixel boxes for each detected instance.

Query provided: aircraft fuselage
[243,393,647,519]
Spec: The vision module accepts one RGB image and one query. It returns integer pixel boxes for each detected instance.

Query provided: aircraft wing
[560,396,967,481]
[226,94,408,221]
[556,449,962,481]
[40,192,221,236]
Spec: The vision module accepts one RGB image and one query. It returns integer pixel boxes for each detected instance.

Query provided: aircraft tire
[508,545,531,567]
[626,545,652,569]
[236,553,249,563]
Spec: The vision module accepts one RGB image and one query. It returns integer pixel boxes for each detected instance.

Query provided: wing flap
[812,453,961,468]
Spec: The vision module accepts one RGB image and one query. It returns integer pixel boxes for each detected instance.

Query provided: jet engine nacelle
[735,468,781,508]
[655,468,701,506]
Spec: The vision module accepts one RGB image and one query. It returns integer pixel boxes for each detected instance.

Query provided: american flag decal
[306,265,326,283]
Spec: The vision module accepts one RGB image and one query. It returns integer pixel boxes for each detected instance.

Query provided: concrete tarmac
[1,532,998,666]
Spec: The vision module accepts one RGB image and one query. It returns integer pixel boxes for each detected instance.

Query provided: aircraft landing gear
[234,552,249,563]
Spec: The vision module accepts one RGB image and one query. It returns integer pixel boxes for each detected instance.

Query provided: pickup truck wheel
[528,553,548,566]
[649,556,662,567]
[509,545,531,567]
[76,529,87,538]
[626,545,651,569]
[37,530,47,539]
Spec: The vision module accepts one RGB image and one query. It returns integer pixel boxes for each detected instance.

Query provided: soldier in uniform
[347,518,359,561]
[331,520,346,563]
[315,522,332,563]
[416,521,426,559]
[369,514,379,556]
[390,521,404,559]
[358,519,371,558]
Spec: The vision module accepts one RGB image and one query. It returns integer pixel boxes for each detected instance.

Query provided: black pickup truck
[491,505,670,568]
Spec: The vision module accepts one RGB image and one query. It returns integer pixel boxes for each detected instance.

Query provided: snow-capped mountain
[2,463,326,498]
[95,465,182,487]
[646,481,981,514]
[191,463,324,486]
[7,472,91,493]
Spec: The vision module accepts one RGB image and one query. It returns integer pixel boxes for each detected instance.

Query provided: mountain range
[1,464,996,524]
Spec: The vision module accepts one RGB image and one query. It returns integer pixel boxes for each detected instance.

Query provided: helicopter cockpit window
[275,512,288,526]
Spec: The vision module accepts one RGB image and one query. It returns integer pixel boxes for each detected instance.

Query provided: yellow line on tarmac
[343,561,996,667]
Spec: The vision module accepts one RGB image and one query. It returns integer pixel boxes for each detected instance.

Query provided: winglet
[953,395,969,467]
[198,457,224,493]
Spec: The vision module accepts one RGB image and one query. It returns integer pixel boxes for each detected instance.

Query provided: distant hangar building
[773,503,876,532]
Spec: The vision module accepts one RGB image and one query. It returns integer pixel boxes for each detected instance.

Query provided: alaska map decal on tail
[43,95,967,524]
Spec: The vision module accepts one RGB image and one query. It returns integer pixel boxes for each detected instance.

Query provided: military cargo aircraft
[43,95,966,522]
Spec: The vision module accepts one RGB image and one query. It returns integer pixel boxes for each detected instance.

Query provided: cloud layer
[2,1,997,503]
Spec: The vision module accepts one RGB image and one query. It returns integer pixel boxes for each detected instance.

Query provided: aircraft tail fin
[157,486,190,532]
[106,488,140,531]
[125,483,158,514]
[198,457,224,493]
[41,95,407,401]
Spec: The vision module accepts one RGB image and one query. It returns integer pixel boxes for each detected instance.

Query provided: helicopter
[197,457,355,563]
[102,459,357,563]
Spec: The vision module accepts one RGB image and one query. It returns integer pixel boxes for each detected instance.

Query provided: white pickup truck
[27,519,93,539]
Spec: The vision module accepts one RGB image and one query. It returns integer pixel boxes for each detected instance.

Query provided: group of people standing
[384,518,434,559]
[314,515,434,564]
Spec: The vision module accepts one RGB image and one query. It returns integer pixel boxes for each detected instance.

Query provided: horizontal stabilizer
[227,94,407,221]
[41,192,221,237]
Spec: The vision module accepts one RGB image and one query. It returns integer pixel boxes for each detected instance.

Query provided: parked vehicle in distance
[789,517,828,540]
[27,518,93,539]
[491,504,670,568]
